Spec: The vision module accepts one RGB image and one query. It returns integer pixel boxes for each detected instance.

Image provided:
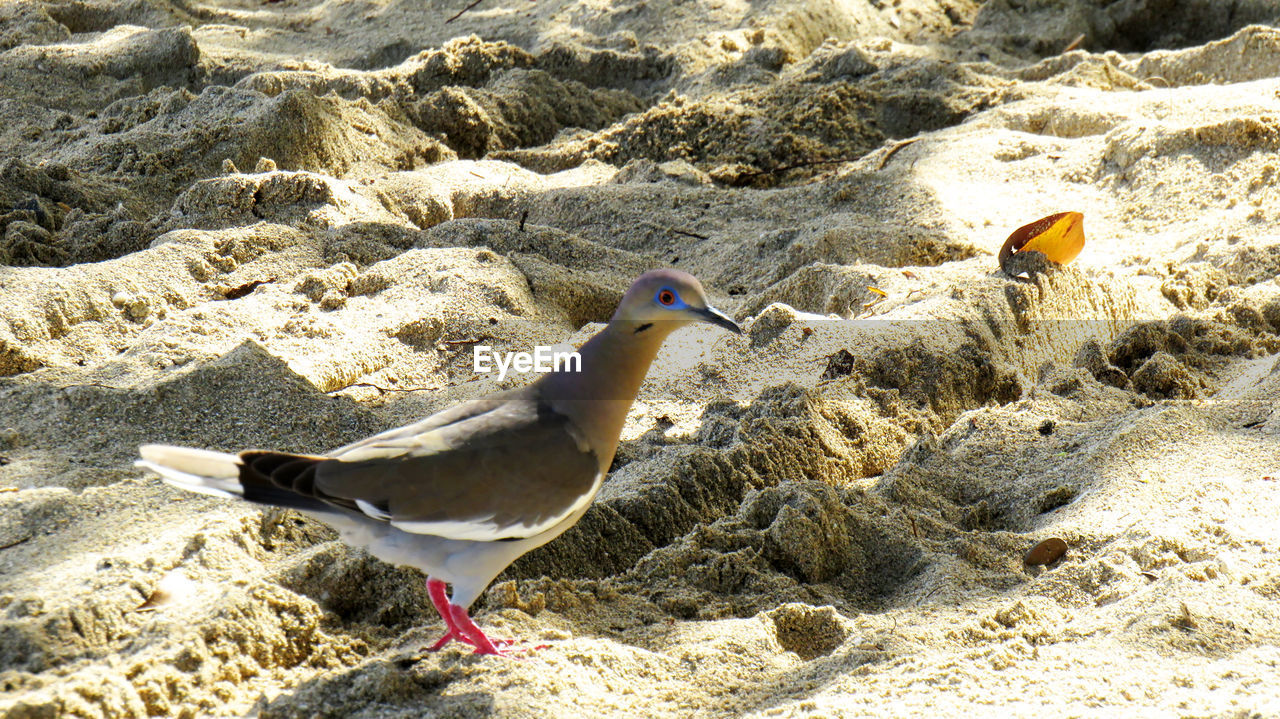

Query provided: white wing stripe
[390,471,605,542]
[356,499,392,520]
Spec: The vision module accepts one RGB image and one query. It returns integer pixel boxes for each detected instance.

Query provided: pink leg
[424,578,544,657]
[425,578,473,651]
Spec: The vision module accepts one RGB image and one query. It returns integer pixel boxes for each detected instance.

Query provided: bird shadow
[253,656,498,719]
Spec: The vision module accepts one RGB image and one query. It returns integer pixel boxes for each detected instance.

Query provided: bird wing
[238,397,603,541]
[327,394,514,461]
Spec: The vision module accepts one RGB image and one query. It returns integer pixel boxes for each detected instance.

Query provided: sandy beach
[2,0,1280,716]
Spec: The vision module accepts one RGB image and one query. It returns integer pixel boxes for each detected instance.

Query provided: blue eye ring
[655,287,682,307]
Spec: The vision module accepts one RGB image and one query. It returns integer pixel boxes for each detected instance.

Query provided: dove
[138,269,740,656]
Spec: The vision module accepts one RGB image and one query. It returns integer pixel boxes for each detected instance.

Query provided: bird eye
[657,289,677,306]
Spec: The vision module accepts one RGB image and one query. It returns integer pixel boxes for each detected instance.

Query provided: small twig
[0,535,32,551]
[668,227,709,241]
[326,382,436,395]
[1062,34,1085,53]
[442,337,484,346]
[917,584,944,605]
[63,382,129,392]
[876,138,920,170]
[445,0,486,24]
[1120,452,1143,481]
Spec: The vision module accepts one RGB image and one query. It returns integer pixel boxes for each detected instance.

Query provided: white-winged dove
[137,269,740,656]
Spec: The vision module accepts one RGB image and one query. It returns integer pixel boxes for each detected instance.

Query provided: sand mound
[2,1,1280,717]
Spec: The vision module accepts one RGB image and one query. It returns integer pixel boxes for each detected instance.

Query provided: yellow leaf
[999,211,1085,267]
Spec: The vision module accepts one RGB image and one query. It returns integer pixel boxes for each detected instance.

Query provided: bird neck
[538,320,677,469]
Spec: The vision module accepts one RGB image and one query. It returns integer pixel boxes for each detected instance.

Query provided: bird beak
[696,305,742,334]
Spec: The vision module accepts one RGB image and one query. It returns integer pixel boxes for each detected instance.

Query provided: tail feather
[136,444,244,498]
[137,444,341,514]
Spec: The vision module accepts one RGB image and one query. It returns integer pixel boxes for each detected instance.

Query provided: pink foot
[449,603,519,656]
[426,628,470,652]
[423,577,546,658]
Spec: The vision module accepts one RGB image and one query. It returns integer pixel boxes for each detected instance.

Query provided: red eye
[658,289,676,306]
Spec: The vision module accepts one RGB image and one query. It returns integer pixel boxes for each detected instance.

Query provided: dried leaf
[999,211,1085,269]
[1023,537,1069,566]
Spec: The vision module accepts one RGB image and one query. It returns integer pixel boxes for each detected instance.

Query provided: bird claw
[427,630,533,654]
[426,630,465,652]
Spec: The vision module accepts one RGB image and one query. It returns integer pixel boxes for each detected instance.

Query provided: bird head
[613,269,741,335]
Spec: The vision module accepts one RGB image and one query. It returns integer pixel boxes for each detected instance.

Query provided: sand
[2,0,1280,716]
